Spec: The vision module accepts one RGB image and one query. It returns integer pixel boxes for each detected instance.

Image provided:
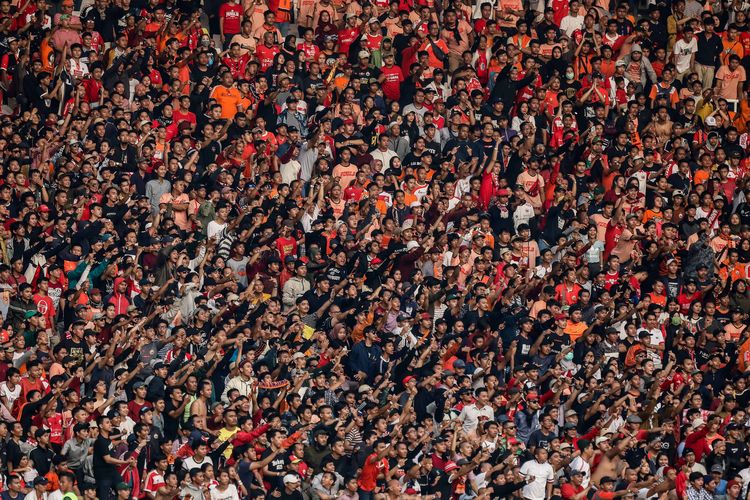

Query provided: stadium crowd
[0,0,748,498]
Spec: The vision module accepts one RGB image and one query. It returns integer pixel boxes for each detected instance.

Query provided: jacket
[282,276,311,310]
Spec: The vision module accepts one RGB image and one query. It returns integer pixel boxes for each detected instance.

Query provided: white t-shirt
[206,220,228,240]
[560,15,584,36]
[458,403,495,433]
[209,484,239,500]
[673,38,698,74]
[570,456,591,488]
[182,455,211,472]
[519,459,555,500]
[0,381,20,409]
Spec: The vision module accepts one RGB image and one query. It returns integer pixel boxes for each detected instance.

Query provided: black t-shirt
[560,80,582,102]
[527,429,556,451]
[265,488,302,500]
[93,435,119,480]
[59,338,86,364]
[351,65,380,84]
[402,151,423,170]
[162,398,181,441]
[6,439,22,469]
[333,132,364,156]
[1,491,21,500]
[261,448,289,490]
[29,446,54,476]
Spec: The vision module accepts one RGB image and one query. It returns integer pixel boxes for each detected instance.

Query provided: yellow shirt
[218,427,239,458]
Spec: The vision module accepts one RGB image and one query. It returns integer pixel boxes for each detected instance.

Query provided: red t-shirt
[380,65,404,102]
[344,185,365,201]
[358,453,389,492]
[561,483,584,500]
[275,236,298,262]
[33,294,55,327]
[173,109,197,127]
[219,2,243,35]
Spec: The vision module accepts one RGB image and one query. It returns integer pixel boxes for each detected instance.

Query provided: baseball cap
[283,474,300,485]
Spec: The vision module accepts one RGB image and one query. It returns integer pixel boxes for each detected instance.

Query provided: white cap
[358,50,370,59]
[691,418,705,430]
[283,474,300,485]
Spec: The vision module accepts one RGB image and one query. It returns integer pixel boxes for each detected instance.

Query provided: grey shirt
[61,437,93,469]
[145,178,171,215]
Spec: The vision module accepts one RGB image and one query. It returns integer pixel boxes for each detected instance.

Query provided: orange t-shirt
[210,85,243,119]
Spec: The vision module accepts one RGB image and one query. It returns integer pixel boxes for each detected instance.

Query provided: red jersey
[604,270,620,291]
[82,77,103,103]
[362,32,383,51]
[604,221,624,259]
[255,44,279,71]
[380,65,404,101]
[143,470,165,498]
[551,0,569,25]
[344,185,365,201]
[338,27,360,54]
[222,54,250,79]
[44,413,64,445]
[297,41,320,63]
[20,376,49,402]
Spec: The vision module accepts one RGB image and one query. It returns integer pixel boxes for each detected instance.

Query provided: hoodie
[108,277,130,316]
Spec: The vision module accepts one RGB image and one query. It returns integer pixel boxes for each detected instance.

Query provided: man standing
[519,447,555,500]
[93,416,134,500]
[457,388,495,434]
[282,261,310,311]
[695,18,723,89]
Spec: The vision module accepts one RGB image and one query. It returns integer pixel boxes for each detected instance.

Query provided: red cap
[343,118,354,125]
[526,391,539,401]
[420,312,431,321]
[39,204,50,213]
[555,313,568,321]
[444,461,458,472]
[497,188,510,196]
[508,437,520,445]
[403,376,415,385]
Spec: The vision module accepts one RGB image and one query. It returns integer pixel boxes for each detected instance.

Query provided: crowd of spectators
[0,0,749,498]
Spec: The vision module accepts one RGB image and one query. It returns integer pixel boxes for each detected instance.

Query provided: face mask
[564,352,574,361]
[565,71,574,80]
[201,39,210,47]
